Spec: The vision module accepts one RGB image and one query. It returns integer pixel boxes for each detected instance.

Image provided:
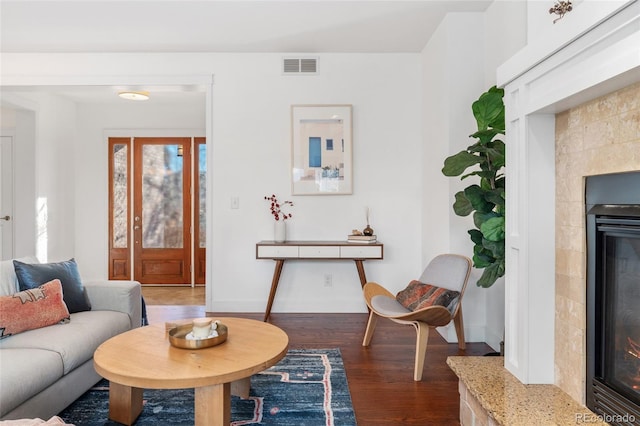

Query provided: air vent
[283,57,318,75]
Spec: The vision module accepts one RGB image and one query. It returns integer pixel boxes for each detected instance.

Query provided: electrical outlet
[324,274,333,287]
[231,196,240,209]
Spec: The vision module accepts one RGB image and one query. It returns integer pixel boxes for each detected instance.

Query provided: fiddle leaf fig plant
[442,86,506,287]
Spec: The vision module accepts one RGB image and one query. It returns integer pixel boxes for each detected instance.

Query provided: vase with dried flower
[264,194,293,242]
[363,207,374,236]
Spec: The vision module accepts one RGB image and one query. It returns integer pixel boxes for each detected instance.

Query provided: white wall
[482,0,528,351]
[209,54,422,313]
[33,94,77,262]
[420,8,527,349]
[421,13,489,344]
[2,52,423,314]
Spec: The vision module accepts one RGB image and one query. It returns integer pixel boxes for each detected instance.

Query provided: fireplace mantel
[497,0,640,387]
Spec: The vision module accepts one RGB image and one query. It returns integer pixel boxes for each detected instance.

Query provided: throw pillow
[0,279,70,339]
[13,258,91,313]
[396,280,460,312]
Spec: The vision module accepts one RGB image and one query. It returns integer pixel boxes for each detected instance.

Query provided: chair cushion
[396,280,460,312]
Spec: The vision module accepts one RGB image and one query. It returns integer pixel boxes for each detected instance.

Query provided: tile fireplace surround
[448,2,639,425]
[555,81,640,402]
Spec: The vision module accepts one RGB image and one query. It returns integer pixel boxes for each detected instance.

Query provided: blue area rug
[59,348,357,425]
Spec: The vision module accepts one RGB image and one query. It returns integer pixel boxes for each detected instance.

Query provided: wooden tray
[168,321,228,349]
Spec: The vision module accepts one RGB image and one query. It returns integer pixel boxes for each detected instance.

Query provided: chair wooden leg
[413,322,430,381]
[454,309,466,350]
[362,311,378,346]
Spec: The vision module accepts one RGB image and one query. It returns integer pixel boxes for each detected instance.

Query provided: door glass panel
[112,144,128,248]
[198,143,206,248]
[142,144,183,248]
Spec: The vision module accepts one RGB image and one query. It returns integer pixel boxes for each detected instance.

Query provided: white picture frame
[291,104,353,195]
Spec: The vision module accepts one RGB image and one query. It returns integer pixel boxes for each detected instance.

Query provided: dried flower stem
[264,194,293,221]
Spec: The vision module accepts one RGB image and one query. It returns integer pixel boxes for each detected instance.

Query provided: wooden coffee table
[93,317,289,426]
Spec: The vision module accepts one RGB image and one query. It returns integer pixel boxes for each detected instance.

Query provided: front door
[133,138,191,284]
[108,137,205,285]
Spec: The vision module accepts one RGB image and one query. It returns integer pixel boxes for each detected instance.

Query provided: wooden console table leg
[354,259,368,288]
[264,259,285,322]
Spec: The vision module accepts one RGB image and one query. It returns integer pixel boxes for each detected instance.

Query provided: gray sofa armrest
[83,280,142,329]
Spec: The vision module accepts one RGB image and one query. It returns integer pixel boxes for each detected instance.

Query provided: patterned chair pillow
[396,280,460,312]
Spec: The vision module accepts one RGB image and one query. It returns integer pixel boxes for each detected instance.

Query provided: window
[326,139,333,150]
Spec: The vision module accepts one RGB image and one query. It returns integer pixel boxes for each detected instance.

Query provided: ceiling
[0,0,492,104]
[1,1,492,53]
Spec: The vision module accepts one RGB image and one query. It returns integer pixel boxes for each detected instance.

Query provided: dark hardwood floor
[143,288,493,425]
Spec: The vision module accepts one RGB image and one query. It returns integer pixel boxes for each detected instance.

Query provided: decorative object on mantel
[264,194,293,242]
[549,0,572,24]
[442,86,506,288]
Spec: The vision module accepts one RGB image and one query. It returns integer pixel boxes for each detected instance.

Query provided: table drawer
[340,245,383,259]
[257,245,299,258]
[299,246,340,258]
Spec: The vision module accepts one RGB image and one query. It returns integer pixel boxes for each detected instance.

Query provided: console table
[256,240,384,321]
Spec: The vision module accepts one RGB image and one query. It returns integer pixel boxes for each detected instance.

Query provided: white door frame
[0,134,14,259]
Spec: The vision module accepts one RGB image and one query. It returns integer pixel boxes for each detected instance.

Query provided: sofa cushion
[0,256,39,297]
[0,280,70,340]
[0,348,64,418]
[0,310,131,375]
[395,280,460,312]
[13,259,91,313]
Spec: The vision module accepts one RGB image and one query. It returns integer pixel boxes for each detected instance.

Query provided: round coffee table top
[94,317,289,389]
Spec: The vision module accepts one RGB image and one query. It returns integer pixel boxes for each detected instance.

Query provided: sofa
[0,257,142,421]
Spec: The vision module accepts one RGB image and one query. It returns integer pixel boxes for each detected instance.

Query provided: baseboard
[209,299,368,314]
[436,323,487,344]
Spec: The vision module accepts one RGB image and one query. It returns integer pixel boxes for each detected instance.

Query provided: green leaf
[468,229,483,245]
[470,128,503,144]
[453,191,473,216]
[473,244,494,268]
[442,151,481,177]
[473,210,499,230]
[472,91,505,131]
[481,237,505,258]
[480,216,505,242]
[464,185,493,214]
[484,188,505,207]
[476,259,505,288]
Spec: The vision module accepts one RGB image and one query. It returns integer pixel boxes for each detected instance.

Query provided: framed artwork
[291,104,353,195]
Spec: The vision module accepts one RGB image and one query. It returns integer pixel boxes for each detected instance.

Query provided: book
[347,234,377,241]
[346,239,378,244]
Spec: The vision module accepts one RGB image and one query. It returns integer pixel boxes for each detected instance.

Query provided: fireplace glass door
[598,217,640,406]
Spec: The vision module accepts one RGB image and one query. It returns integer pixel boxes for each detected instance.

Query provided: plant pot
[274,221,286,242]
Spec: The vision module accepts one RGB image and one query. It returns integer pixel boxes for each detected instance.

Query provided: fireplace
[586,172,640,424]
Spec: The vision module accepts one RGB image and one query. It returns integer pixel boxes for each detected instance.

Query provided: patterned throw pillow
[396,280,460,312]
[0,279,70,340]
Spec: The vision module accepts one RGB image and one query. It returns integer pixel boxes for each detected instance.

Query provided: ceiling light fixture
[118,91,150,101]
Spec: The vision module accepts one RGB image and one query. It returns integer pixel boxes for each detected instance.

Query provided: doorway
[108,137,206,285]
